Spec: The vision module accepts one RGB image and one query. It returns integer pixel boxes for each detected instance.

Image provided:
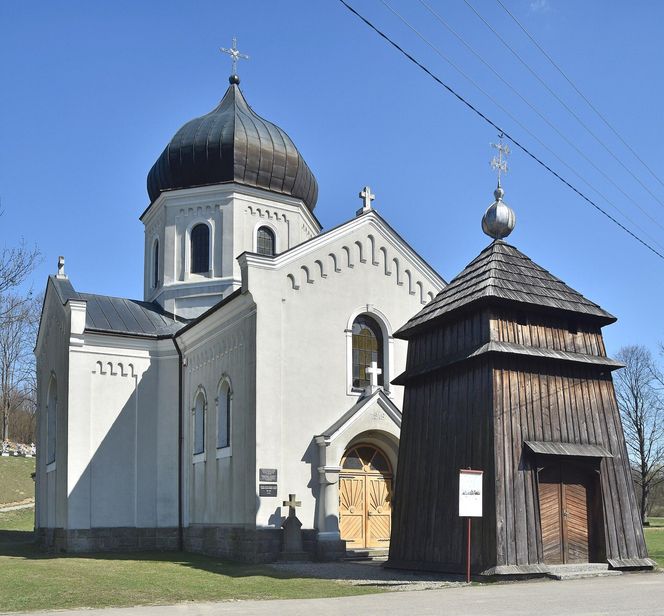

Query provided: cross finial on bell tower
[357,186,375,216]
[483,135,516,240]
[490,133,510,188]
[220,36,249,85]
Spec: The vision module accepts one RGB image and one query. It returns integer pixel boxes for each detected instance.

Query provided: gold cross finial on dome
[220,36,249,79]
[490,134,510,187]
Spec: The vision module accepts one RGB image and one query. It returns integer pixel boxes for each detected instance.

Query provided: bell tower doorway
[538,459,604,564]
[339,444,393,549]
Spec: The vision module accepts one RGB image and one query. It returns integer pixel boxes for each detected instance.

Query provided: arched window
[46,376,57,464]
[217,380,231,449]
[193,390,206,455]
[256,226,276,256]
[190,224,210,274]
[352,315,384,389]
[153,239,159,288]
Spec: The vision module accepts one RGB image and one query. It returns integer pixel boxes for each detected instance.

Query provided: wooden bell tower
[387,182,654,575]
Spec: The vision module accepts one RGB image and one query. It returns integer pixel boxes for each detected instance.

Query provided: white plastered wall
[177,293,258,527]
[65,332,179,529]
[35,280,72,530]
[243,211,444,531]
[141,184,320,319]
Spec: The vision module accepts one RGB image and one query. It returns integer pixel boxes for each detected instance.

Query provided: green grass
[0,506,33,531]
[646,517,664,567]
[0,456,35,505]
[0,508,383,613]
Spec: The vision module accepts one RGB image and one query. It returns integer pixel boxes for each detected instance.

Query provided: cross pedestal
[281,493,308,561]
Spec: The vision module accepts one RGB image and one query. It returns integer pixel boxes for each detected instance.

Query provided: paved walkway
[270,559,465,591]
[0,502,33,513]
[9,571,664,616]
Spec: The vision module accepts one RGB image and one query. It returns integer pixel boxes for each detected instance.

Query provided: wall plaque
[259,483,278,497]
[259,468,278,482]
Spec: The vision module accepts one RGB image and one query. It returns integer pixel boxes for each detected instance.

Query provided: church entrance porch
[537,459,604,565]
[339,444,392,550]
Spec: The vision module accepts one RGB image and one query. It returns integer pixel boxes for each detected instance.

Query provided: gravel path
[269,559,468,591]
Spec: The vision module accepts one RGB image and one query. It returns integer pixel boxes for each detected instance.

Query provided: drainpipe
[173,336,184,551]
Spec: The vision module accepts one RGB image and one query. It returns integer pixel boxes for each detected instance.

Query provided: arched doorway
[339,444,393,549]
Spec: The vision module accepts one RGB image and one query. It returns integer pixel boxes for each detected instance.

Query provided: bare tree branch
[615,345,664,524]
[0,293,40,442]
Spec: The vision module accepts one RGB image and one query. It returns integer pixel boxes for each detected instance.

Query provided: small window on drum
[256,226,276,256]
[152,239,159,288]
[190,224,210,274]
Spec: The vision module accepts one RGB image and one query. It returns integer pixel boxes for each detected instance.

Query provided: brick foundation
[35,527,179,552]
[183,525,346,563]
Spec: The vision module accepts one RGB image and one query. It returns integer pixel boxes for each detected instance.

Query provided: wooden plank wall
[389,355,496,571]
[492,358,648,566]
[491,310,606,357]
[405,309,491,370]
[391,306,647,572]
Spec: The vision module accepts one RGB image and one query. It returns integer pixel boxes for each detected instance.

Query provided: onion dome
[147,77,318,210]
[482,184,515,240]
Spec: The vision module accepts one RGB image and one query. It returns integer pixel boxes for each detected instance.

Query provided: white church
[34,58,445,560]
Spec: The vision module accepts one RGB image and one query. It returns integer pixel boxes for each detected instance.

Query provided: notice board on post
[459,469,483,517]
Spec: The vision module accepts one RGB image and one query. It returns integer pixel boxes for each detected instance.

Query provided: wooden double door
[538,460,602,564]
[339,445,392,549]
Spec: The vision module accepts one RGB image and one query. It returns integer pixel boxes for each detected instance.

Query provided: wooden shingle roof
[396,240,615,338]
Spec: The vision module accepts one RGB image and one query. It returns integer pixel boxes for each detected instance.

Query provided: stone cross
[56,256,66,278]
[283,493,301,517]
[365,361,382,391]
[357,186,375,215]
[281,493,306,560]
[220,36,249,76]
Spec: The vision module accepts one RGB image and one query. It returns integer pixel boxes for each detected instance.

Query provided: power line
[381,0,664,247]
[462,0,664,213]
[494,0,664,192]
[336,0,664,261]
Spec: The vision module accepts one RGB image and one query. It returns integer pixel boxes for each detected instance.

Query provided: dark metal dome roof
[147,81,318,210]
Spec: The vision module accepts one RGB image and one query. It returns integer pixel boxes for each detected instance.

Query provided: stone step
[548,570,623,581]
[344,548,389,561]
[548,563,609,573]
[546,563,623,580]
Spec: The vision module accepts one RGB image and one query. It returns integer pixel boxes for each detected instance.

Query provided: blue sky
[1,1,663,355]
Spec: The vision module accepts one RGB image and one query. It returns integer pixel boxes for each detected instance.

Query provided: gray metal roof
[397,240,615,337]
[50,275,78,305]
[79,293,184,337]
[147,81,318,210]
[50,276,184,338]
[524,441,613,458]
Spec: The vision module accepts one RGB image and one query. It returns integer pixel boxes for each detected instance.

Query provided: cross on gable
[365,361,382,389]
[357,186,375,215]
[283,493,301,517]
